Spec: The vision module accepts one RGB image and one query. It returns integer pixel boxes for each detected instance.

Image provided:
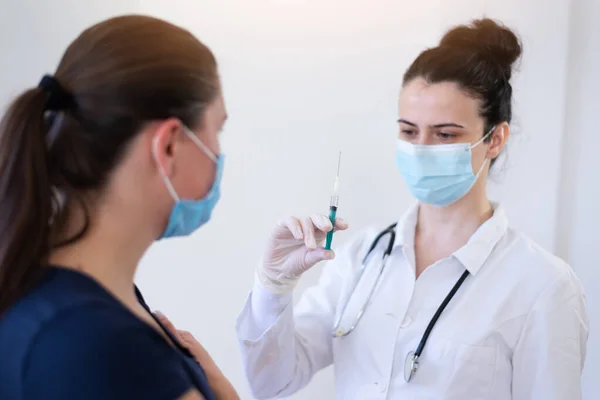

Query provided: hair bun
[439,18,522,77]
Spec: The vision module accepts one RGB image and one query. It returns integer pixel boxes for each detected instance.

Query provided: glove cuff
[255,264,299,295]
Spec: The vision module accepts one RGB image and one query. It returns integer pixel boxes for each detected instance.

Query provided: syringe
[325,151,342,251]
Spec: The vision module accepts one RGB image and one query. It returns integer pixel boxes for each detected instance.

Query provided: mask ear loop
[183,127,218,163]
[152,136,180,202]
[470,125,496,149]
[471,125,496,177]
[474,157,489,178]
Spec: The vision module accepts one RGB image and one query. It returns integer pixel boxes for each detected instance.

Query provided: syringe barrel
[330,195,339,207]
[325,205,338,250]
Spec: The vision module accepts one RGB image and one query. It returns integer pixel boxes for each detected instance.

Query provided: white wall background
[0,0,140,102]
[0,0,597,399]
[557,0,600,396]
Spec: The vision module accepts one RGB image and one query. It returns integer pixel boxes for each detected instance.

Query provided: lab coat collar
[394,202,419,250]
[394,202,509,275]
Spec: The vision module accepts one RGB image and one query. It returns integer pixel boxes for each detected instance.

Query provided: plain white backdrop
[0,0,597,398]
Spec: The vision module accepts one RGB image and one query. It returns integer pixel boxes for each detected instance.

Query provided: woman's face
[398,77,506,173]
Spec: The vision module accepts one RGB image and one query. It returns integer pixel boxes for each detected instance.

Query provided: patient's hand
[155,312,240,400]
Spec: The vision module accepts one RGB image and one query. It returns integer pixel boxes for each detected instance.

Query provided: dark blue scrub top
[0,267,216,400]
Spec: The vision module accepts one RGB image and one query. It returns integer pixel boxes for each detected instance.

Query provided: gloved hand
[256,215,349,294]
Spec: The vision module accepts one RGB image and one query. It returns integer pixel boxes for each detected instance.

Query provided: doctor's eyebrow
[397,118,465,129]
[397,118,417,126]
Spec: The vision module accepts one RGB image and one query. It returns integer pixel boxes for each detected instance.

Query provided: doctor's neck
[417,183,493,240]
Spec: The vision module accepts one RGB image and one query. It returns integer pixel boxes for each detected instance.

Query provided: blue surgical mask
[395,128,493,207]
[155,128,224,239]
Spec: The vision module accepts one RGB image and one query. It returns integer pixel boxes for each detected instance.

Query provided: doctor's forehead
[398,78,482,126]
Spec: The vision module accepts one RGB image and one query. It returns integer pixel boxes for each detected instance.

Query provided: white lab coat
[235,204,589,399]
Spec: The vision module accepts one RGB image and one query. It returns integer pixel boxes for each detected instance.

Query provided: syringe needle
[325,150,342,251]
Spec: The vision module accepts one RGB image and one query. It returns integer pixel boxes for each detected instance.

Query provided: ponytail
[0,88,54,315]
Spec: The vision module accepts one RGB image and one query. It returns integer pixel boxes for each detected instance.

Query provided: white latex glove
[256,215,349,294]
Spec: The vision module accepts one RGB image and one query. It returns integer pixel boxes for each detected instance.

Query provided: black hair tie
[38,74,74,111]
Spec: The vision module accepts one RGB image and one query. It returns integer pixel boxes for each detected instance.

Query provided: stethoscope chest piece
[404,351,419,383]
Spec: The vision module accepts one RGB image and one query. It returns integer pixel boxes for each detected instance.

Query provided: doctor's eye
[401,129,417,137]
[437,132,456,141]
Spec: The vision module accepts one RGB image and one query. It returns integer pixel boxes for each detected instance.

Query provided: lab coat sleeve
[511,268,589,400]
[235,232,368,399]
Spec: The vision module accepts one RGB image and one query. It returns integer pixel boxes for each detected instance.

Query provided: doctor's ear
[486,122,510,161]
[150,118,187,177]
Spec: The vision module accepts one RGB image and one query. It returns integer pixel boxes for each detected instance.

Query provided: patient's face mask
[154,127,224,239]
[395,127,493,207]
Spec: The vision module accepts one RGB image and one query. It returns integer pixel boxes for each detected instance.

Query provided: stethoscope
[331,223,470,382]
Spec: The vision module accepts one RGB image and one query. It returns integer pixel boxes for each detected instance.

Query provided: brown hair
[403,18,522,164]
[0,15,219,314]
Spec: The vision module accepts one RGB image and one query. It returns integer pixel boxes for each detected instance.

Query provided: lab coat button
[400,316,412,328]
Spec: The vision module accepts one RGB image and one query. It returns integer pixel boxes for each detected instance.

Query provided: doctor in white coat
[235,18,588,400]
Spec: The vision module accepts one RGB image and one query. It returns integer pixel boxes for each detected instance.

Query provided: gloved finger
[312,215,333,243]
[286,216,304,240]
[300,216,318,250]
[311,214,333,234]
[303,248,335,268]
[273,216,303,240]
[334,217,349,231]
